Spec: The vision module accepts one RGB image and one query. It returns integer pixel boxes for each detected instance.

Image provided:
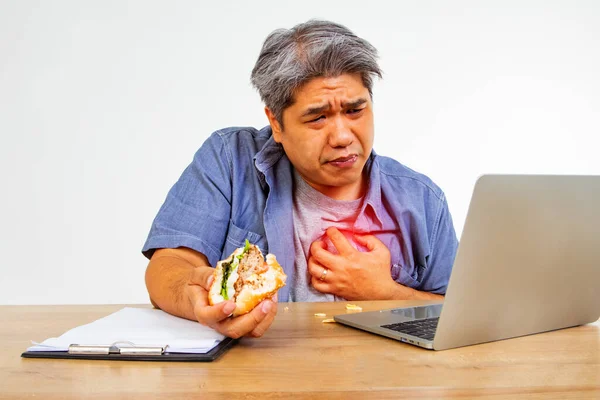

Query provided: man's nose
[328,116,353,148]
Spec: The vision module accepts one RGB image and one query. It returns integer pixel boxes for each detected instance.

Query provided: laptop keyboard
[381,317,439,341]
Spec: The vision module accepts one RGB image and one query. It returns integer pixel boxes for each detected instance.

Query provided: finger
[310,275,332,294]
[186,283,208,310]
[354,234,384,252]
[307,256,328,279]
[189,266,215,290]
[310,242,341,270]
[218,301,271,339]
[249,300,278,338]
[309,239,328,256]
[326,227,356,255]
[309,239,327,253]
[309,240,329,259]
[193,297,237,326]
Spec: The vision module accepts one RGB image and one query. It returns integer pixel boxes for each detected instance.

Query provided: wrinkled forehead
[287,73,370,110]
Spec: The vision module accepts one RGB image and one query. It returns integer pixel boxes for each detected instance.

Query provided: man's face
[267,73,375,200]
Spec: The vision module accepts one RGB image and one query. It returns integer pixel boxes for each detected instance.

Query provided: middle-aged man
[143,20,458,339]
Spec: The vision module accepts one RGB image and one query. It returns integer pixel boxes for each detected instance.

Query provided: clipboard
[20,307,237,362]
[21,337,237,362]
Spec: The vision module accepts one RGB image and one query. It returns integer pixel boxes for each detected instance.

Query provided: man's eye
[308,116,325,123]
[347,108,363,114]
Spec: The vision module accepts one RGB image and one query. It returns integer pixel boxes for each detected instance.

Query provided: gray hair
[251,19,382,126]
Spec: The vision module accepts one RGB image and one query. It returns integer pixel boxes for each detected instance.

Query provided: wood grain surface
[1,301,599,399]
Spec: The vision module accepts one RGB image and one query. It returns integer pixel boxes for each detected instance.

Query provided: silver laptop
[334,175,600,350]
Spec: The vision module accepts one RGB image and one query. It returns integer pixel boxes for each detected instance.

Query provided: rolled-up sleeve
[142,132,232,267]
[418,194,458,294]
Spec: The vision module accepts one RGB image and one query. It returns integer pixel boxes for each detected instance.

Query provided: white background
[1,0,599,305]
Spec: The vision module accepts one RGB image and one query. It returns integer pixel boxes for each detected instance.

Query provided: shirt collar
[359,151,384,227]
[253,126,285,191]
[253,126,284,174]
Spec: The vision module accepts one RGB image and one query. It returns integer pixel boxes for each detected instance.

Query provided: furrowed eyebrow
[301,104,329,118]
[300,98,367,117]
[342,98,367,109]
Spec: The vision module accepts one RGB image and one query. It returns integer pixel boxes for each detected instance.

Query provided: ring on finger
[319,268,329,281]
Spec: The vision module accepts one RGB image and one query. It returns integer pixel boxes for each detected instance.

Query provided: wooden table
[1,301,599,399]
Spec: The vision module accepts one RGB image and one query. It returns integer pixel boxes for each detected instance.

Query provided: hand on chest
[319,228,369,254]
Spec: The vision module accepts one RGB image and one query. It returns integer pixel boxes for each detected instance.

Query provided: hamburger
[208,240,287,317]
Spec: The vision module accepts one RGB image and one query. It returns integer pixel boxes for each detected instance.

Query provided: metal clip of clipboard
[68,341,165,356]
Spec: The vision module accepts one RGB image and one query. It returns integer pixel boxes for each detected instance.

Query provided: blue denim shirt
[142,126,458,301]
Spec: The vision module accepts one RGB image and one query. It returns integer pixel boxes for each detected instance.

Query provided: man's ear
[264,107,283,143]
